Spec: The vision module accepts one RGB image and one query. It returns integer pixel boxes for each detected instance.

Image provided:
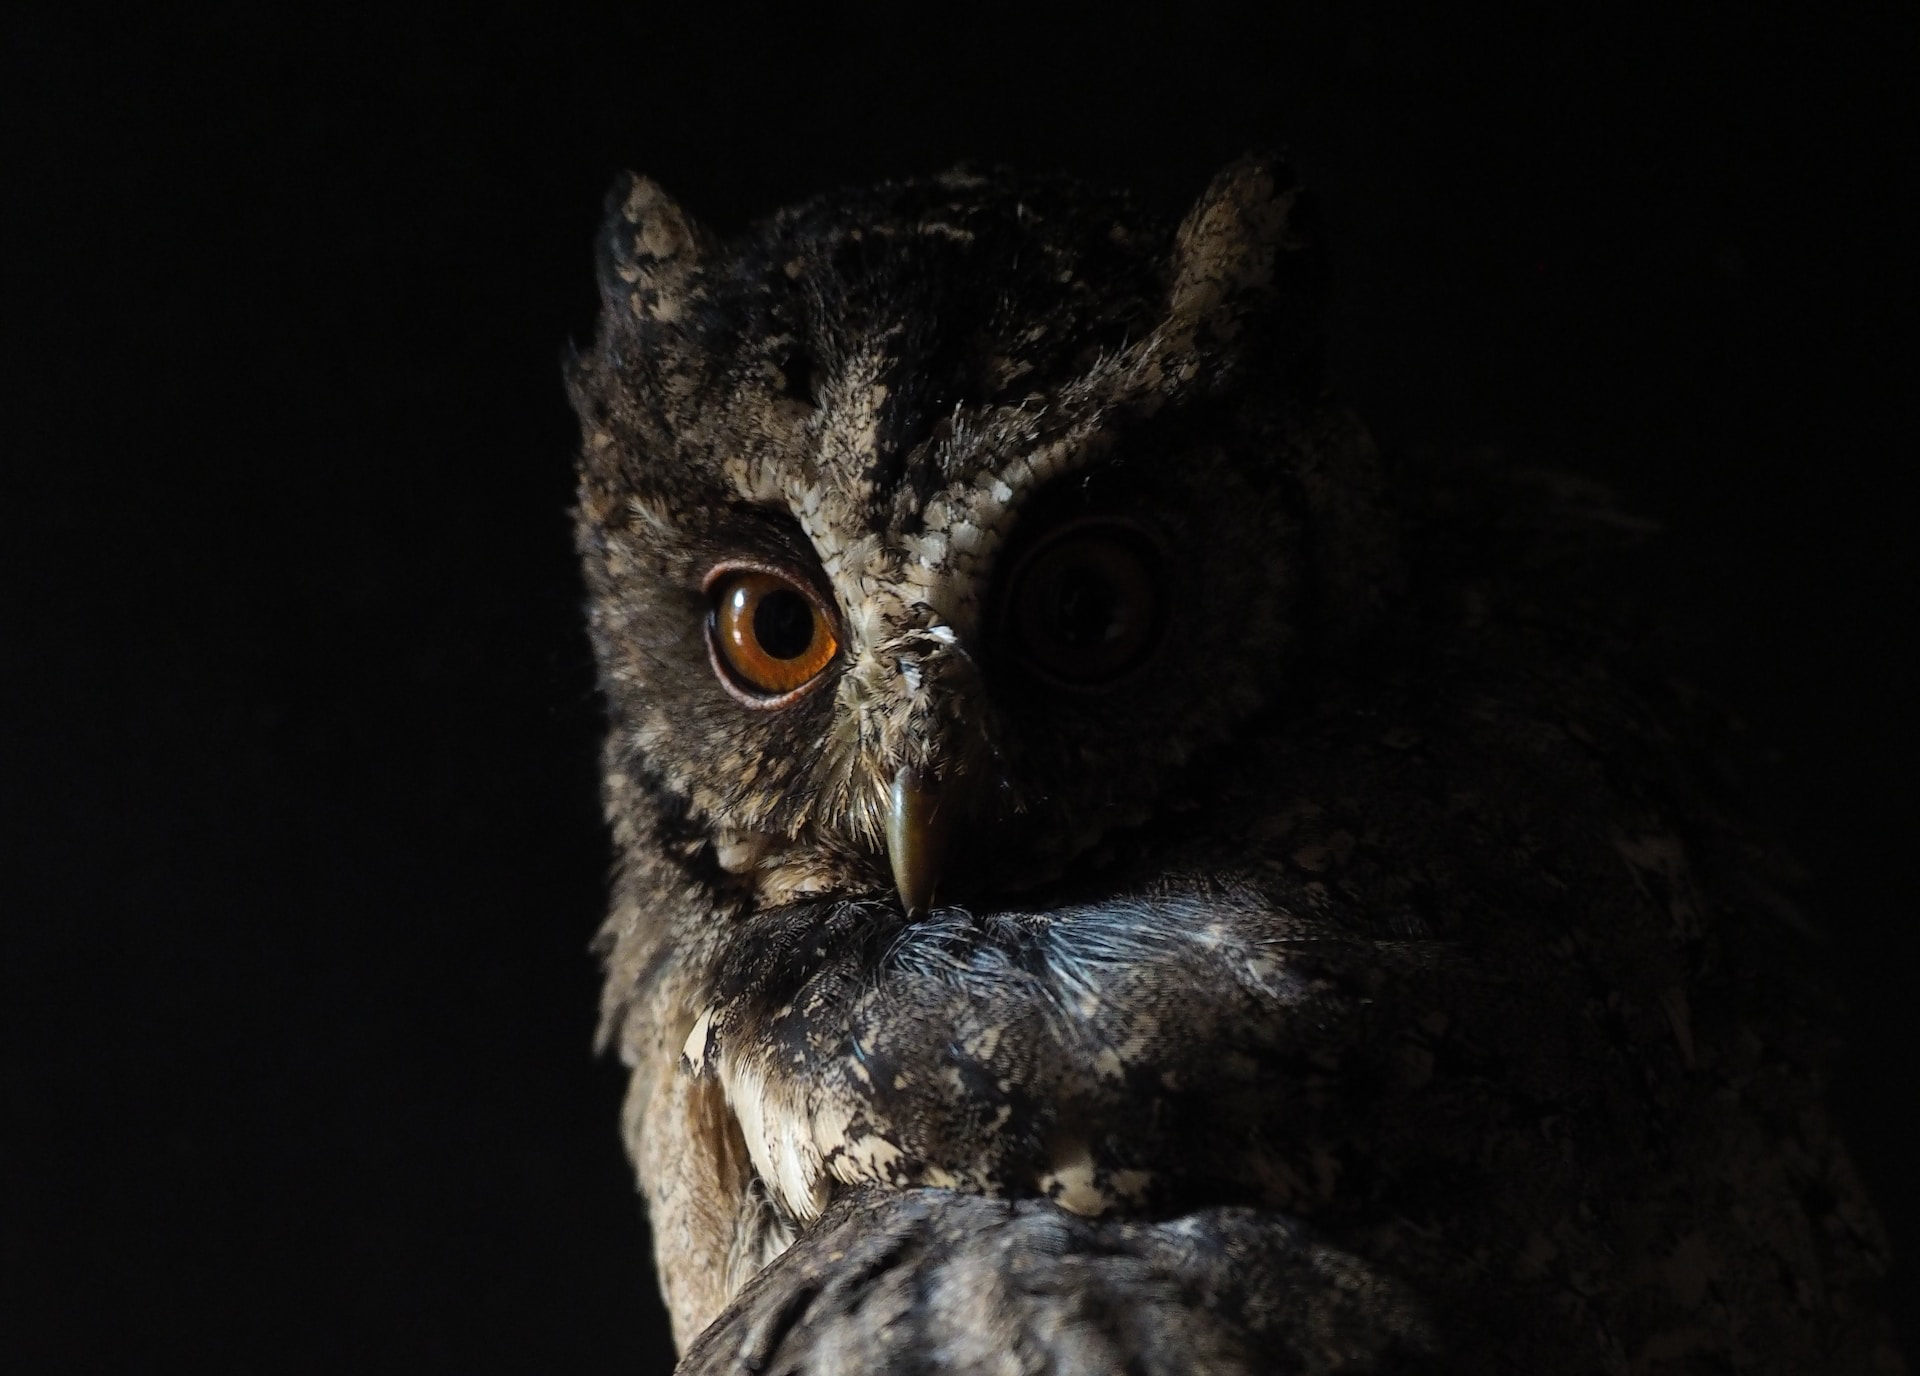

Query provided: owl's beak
[886,766,952,917]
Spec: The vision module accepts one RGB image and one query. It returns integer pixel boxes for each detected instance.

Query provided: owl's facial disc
[695,510,1179,914]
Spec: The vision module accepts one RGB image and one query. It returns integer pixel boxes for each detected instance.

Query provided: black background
[6,2,1915,1370]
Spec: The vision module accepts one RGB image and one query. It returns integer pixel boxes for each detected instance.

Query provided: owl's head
[569,156,1392,917]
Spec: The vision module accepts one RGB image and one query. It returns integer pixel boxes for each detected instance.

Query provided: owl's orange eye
[1008,522,1163,686]
[706,568,840,702]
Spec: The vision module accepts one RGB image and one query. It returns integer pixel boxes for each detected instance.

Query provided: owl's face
[570,160,1388,918]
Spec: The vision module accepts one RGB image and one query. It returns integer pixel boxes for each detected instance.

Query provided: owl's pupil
[753,589,816,659]
[1048,567,1124,647]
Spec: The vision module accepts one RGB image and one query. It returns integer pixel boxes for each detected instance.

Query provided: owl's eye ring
[703,563,842,707]
[1004,517,1166,689]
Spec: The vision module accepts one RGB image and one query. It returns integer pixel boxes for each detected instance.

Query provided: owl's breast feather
[691,886,1488,1229]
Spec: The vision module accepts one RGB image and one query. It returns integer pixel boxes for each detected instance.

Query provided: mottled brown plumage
[568,158,1903,1371]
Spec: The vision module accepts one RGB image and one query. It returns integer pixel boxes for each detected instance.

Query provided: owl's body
[570,161,1901,1371]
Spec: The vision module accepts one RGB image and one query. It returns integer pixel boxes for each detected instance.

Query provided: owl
[567,158,1903,1372]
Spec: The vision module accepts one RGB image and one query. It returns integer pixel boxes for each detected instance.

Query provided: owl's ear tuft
[596,172,715,325]
[1166,153,1318,340]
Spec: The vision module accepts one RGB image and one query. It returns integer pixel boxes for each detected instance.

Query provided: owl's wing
[675,1188,1432,1376]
